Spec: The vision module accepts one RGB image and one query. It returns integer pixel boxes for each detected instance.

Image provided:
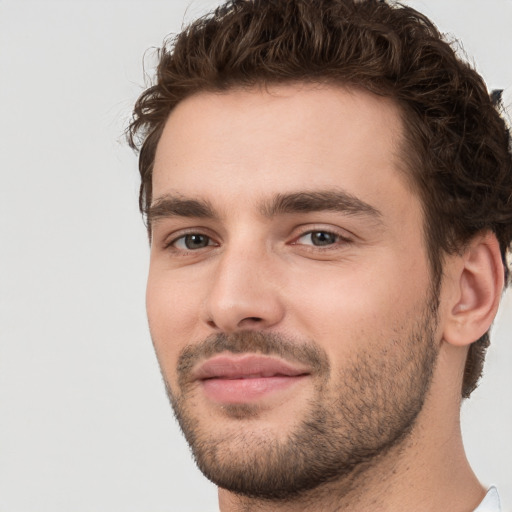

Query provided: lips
[193,354,310,404]
[194,354,309,380]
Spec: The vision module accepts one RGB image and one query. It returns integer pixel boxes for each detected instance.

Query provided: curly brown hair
[128,0,512,398]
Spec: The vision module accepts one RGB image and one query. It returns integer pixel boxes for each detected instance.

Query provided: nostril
[238,316,265,329]
[206,316,264,331]
[237,316,264,328]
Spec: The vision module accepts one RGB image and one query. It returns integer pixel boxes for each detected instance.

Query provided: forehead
[152,83,409,212]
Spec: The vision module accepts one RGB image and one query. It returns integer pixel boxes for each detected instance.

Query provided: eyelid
[157,224,355,253]
[290,225,355,246]
[162,227,219,251]
[174,234,215,251]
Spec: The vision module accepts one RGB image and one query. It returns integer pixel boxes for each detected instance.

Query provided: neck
[218,345,486,512]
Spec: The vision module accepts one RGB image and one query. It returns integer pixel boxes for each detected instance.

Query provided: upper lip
[193,354,311,380]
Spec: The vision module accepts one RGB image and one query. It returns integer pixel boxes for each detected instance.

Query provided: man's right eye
[171,233,213,250]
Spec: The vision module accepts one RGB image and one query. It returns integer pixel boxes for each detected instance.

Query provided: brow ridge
[147,189,382,224]
[147,194,216,223]
[261,190,382,219]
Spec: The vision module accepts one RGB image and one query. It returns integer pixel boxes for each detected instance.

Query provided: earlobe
[443,233,504,347]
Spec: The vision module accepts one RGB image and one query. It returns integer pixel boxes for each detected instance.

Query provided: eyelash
[163,227,353,255]
[163,230,218,253]
[291,229,352,249]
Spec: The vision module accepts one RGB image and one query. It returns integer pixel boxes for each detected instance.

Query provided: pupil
[185,234,208,249]
[312,232,336,246]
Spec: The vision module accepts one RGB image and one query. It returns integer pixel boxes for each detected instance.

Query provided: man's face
[147,84,440,499]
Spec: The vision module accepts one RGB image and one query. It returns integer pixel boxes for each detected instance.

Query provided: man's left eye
[295,231,341,247]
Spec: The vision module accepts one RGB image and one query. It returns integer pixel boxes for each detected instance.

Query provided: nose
[203,245,286,333]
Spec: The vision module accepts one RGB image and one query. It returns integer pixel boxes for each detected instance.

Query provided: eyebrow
[147,195,217,223]
[147,189,382,224]
[260,190,382,220]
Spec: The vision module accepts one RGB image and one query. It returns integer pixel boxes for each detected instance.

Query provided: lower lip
[201,375,307,404]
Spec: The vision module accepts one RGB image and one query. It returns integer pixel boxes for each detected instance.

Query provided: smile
[193,354,310,404]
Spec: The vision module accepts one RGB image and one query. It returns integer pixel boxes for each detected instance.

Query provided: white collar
[474,487,501,512]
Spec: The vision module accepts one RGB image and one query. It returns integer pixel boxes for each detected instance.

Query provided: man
[128,0,512,510]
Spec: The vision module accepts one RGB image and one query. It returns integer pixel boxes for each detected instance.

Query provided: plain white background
[1,1,511,511]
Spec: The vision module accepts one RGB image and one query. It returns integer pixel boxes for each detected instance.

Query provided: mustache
[177,331,330,385]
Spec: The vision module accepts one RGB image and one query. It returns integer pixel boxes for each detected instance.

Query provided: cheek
[286,253,431,357]
[146,269,204,376]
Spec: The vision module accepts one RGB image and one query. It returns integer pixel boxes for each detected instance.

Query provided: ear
[442,232,504,347]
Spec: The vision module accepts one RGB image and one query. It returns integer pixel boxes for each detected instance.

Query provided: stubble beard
[161,298,439,502]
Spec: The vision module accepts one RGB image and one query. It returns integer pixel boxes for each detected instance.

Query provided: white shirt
[474,487,501,512]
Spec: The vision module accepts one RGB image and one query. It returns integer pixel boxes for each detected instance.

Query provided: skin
[146,84,503,511]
